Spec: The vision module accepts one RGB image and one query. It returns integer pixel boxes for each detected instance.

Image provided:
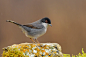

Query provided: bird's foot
[37,43,43,47]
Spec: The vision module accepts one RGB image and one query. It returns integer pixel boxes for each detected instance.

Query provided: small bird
[6,17,52,43]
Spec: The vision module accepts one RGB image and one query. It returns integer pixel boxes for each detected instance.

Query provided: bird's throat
[42,23,48,28]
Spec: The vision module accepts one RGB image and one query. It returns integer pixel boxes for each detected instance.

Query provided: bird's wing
[23,19,44,29]
[23,24,44,29]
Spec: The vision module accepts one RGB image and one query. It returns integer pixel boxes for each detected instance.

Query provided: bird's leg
[34,38,42,47]
[30,38,36,43]
[35,39,40,43]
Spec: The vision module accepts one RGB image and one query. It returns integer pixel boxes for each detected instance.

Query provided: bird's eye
[45,20,48,23]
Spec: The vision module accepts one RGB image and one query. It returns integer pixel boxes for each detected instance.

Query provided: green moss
[63,48,86,57]
[2,48,24,57]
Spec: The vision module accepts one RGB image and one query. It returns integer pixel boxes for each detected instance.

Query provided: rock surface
[2,43,63,57]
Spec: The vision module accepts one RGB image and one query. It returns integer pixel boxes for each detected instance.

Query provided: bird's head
[41,17,52,27]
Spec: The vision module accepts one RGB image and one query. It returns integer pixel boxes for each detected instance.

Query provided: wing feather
[23,24,41,29]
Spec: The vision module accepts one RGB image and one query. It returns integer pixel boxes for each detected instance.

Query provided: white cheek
[42,23,48,28]
[42,23,48,32]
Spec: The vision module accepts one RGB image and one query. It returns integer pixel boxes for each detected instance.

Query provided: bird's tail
[6,20,22,26]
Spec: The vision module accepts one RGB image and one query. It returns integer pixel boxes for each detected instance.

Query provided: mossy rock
[2,43,63,57]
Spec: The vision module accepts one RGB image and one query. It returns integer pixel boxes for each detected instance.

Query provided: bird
[6,17,52,44]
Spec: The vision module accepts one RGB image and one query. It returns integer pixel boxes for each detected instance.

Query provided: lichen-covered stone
[2,43,63,57]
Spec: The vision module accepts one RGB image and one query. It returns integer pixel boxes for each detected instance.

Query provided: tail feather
[6,20,22,26]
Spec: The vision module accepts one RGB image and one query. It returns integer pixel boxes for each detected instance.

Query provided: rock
[2,43,63,57]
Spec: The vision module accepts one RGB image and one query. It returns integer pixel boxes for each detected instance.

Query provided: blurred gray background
[0,0,86,56]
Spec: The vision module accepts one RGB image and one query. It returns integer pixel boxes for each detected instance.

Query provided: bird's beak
[49,24,52,26]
